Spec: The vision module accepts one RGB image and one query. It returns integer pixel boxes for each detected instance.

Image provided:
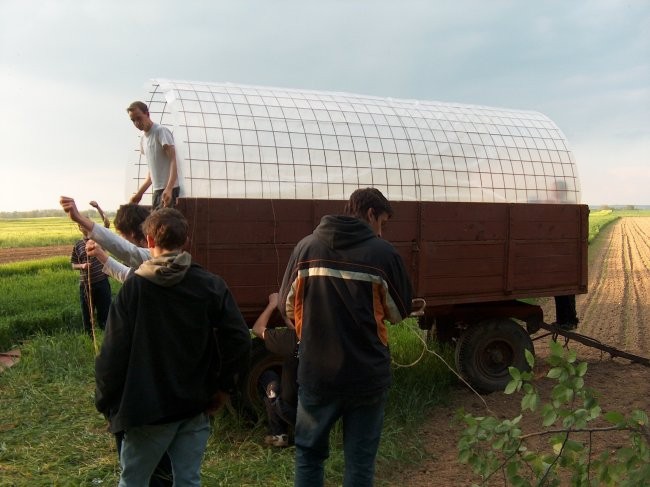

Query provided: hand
[268,292,279,309]
[162,187,173,207]
[86,239,108,264]
[60,196,81,222]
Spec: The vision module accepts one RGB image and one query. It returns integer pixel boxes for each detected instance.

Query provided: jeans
[259,370,297,436]
[80,278,111,333]
[118,413,211,487]
[153,187,180,209]
[115,432,174,486]
[294,387,388,487]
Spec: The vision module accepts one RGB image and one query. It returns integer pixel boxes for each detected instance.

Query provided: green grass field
[0,322,451,486]
[0,217,83,248]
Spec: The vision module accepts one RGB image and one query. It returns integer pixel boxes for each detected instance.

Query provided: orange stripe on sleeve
[373,282,388,346]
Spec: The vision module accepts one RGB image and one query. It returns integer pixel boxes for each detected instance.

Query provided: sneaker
[264,434,289,447]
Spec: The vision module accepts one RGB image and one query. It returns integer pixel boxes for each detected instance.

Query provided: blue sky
[1,0,648,211]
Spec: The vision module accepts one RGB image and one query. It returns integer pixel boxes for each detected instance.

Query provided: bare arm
[252,293,279,339]
[131,173,152,204]
[89,201,110,228]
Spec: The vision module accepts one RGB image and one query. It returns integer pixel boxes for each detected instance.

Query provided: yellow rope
[85,254,99,356]
[391,320,492,414]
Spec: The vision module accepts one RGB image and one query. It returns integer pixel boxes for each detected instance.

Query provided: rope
[84,252,99,356]
[270,199,280,288]
[391,320,493,414]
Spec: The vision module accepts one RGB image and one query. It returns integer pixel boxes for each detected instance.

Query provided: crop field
[0,217,82,248]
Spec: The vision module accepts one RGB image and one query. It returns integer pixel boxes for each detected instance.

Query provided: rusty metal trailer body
[178,197,588,391]
[178,198,588,326]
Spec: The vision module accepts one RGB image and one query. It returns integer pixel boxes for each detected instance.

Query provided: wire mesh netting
[127,79,580,204]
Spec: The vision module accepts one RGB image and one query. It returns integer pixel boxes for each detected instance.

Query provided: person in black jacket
[95,208,250,486]
[279,188,413,487]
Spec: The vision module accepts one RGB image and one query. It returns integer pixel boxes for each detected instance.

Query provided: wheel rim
[477,338,515,377]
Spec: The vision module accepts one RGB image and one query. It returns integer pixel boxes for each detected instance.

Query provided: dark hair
[344,187,393,221]
[142,208,188,250]
[114,204,151,244]
[126,101,149,115]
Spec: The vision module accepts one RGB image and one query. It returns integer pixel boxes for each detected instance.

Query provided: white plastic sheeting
[127,79,580,203]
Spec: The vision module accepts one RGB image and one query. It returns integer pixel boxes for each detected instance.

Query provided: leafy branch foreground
[457,341,650,486]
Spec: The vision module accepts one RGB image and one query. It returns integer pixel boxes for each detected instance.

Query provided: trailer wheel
[237,337,284,420]
[454,319,534,393]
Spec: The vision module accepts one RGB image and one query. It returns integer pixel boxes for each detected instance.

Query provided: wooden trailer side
[177,198,588,326]
[414,202,589,307]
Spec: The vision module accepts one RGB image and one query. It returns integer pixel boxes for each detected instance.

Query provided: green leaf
[631,409,649,426]
[604,411,626,425]
[525,348,535,368]
[588,405,602,420]
[521,392,540,412]
[564,439,583,453]
[547,367,563,379]
[543,409,558,426]
[549,339,563,357]
[576,361,588,377]
[458,447,471,463]
[504,379,518,395]
[509,366,521,380]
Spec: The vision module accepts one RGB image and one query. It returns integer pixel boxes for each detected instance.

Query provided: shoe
[264,434,289,447]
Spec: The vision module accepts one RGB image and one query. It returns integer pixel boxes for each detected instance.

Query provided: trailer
[131,79,587,393]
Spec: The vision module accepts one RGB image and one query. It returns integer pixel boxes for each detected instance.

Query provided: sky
[0,0,648,211]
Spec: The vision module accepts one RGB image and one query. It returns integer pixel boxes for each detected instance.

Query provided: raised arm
[252,293,279,339]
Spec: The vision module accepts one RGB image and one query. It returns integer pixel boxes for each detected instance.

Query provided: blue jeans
[118,413,211,487]
[294,387,388,487]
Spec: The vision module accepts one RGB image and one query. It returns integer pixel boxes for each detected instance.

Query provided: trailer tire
[237,337,284,421]
[455,319,534,393]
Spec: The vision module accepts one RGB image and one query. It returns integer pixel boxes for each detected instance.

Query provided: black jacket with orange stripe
[280,215,413,395]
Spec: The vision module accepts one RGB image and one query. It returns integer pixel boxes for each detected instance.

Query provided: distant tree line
[0,209,116,219]
[596,205,638,211]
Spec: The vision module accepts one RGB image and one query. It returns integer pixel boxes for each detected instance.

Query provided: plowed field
[399,217,650,486]
[0,245,70,264]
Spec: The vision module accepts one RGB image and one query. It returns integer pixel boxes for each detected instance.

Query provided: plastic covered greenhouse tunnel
[126,79,587,393]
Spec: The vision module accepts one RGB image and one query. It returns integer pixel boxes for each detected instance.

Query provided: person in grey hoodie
[95,208,250,486]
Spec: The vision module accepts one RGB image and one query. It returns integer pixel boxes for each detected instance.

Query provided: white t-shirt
[141,123,177,190]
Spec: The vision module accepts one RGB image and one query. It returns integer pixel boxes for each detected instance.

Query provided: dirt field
[398,217,650,486]
[0,245,71,264]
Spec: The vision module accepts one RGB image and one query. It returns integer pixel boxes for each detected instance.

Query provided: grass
[588,208,650,243]
[0,322,453,486]
[0,257,121,351]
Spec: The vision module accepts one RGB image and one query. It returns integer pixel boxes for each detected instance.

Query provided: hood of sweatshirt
[134,251,192,287]
[313,215,377,250]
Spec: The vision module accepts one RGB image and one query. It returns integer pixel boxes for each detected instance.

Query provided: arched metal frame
[128,79,580,204]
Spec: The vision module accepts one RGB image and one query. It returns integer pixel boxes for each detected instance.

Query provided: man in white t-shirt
[127,101,180,209]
